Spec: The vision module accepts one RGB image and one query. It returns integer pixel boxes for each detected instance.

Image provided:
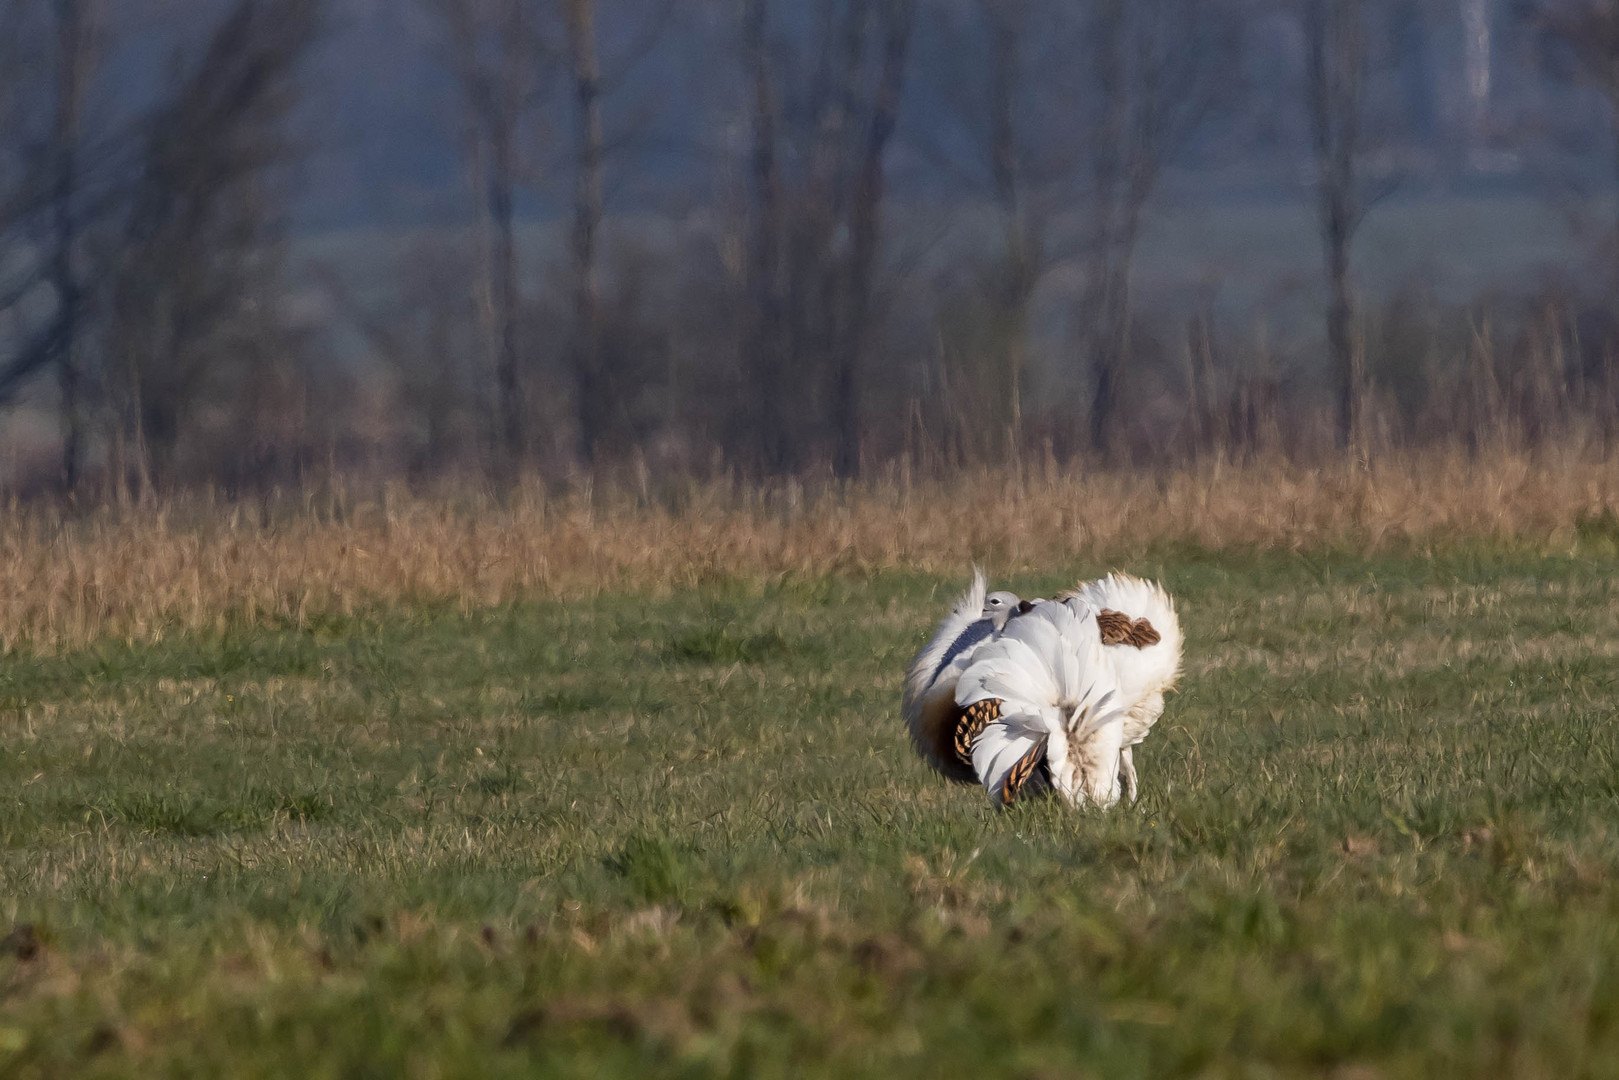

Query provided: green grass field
[3,545,1618,1078]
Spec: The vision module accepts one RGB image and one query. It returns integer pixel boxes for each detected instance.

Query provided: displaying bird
[954,599,1128,807]
[904,570,1182,809]
[901,569,1036,784]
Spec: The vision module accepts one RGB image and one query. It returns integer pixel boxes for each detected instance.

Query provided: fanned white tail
[902,569,991,783]
[956,601,1129,808]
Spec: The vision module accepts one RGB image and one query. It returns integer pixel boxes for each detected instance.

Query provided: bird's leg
[1118,746,1138,804]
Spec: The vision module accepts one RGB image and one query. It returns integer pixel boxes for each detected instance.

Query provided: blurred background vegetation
[5,0,1619,494]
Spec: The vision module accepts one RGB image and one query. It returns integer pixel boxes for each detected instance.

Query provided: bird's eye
[988,598,1001,606]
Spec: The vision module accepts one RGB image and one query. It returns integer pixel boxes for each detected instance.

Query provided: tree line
[5,0,1619,495]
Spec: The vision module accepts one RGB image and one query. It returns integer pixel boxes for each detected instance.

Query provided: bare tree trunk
[743,0,789,475]
[1072,0,1237,460]
[489,111,522,470]
[1604,28,1619,317]
[1088,335,1116,455]
[432,0,534,477]
[566,0,603,467]
[985,0,1030,456]
[1325,213,1357,448]
[468,126,500,464]
[1460,0,1490,165]
[1086,0,1127,458]
[807,0,865,475]
[1089,243,1138,459]
[50,0,89,494]
[1303,0,1366,453]
[1536,1,1619,437]
[1611,78,1619,303]
[1088,266,1127,456]
[833,0,914,480]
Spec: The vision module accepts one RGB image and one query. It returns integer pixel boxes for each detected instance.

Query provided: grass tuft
[607,834,695,905]
[664,625,789,665]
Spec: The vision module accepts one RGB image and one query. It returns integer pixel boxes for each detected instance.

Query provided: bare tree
[429,0,543,474]
[734,0,917,478]
[553,0,677,468]
[0,0,102,491]
[47,0,93,491]
[107,0,323,491]
[1300,0,1382,452]
[563,0,604,465]
[1537,2,1619,294]
[833,0,915,478]
[974,0,1045,454]
[741,0,790,473]
[911,1,1088,462]
[1080,0,1240,457]
[983,1,1034,447]
[0,0,41,233]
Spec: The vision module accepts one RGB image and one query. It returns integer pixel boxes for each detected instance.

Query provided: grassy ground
[3,544,1618,1078]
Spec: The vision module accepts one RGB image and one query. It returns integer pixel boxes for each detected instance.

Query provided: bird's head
[981,590,1022,630]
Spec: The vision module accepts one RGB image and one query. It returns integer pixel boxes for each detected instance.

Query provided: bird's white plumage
[901,568,1182,809]
[969,708,1052,803]
[1058,573,1183,803]
[957,601,1128,808]
[902,568,995,783]
[1061,573,1182,748]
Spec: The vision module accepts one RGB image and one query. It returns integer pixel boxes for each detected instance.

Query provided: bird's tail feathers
[902,568,994,783]
[1067,687,1121,738]
[971,710,1052,806]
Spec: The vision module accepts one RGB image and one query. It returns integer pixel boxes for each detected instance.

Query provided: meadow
[3,452,1619,1077]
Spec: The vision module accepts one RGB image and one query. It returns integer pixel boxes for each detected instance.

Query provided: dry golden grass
[2,446,1616,650]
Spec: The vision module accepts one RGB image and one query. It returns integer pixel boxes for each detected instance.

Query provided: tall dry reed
[2,447,1616,650]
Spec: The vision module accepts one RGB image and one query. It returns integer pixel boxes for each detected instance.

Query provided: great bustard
[904,571,1182,808]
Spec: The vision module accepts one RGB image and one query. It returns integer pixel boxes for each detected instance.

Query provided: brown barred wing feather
[1096,608,1160,648]
[998,739,1049,806]
[952,698,1002,767]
